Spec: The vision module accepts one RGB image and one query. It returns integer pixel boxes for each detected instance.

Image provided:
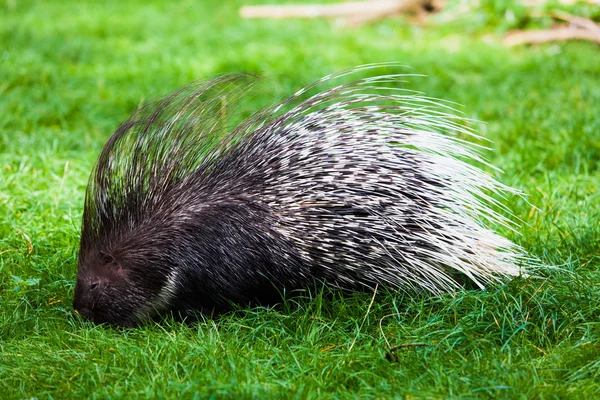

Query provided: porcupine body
[73,67,530,326]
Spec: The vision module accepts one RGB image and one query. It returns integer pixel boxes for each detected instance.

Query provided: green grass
[1,0,599,398]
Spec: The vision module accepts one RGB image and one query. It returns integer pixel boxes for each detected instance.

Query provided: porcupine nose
[73,279,102,320]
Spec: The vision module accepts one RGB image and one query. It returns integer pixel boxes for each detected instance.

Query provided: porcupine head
[73,67,533,327]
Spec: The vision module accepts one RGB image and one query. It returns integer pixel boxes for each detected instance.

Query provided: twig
[551,10,600,33]
[242,0,400,19]
[505,26,600,46]
[385,342,431,361]
[344,8,405,26]
[522,0,600,5]
[389,343,429,350]
[240,0,442,21]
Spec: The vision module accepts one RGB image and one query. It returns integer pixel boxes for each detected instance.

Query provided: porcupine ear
[80,74,267,248]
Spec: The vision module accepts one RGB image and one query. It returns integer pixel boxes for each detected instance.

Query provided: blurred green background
[1,0,599,398]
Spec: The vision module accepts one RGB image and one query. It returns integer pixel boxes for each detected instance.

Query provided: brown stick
[522,0,599,5]
[504,26,600,46]
[551,11,600,33]
[343,7,405,26]
[240,0,431,19]
[345,0,444,26]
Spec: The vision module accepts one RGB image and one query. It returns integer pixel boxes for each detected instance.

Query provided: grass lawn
[1,0,599,398]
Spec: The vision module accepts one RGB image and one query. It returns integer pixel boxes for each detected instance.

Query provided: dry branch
[505,26,600,46]
[522,0,599,5]
[552,11,600,33]
[240,0,443,21]
[505,9,600,46]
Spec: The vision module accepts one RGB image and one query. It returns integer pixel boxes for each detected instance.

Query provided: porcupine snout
[73,278,103,319]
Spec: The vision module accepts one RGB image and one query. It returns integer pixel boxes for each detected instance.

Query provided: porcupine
[73,66,532,326]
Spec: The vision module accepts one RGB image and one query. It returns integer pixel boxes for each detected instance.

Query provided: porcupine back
[75,66,530,325]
